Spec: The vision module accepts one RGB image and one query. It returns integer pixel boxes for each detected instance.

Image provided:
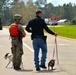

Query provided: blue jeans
[33,38,47,68]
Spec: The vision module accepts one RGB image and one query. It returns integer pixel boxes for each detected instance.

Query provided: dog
[4,53,13,68]
[4,53,23,68]
[48,59,55,70]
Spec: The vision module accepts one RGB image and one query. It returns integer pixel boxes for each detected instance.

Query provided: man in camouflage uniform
[9,14,26,70]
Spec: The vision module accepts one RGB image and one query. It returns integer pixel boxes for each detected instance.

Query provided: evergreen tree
[35,0,47,7]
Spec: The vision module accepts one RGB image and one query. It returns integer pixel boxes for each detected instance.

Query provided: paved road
[0,28,76,75]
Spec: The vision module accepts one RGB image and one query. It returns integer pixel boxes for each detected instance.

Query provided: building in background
[58,19,70,24]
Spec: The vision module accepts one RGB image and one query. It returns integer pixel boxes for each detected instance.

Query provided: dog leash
[52,36,59,65]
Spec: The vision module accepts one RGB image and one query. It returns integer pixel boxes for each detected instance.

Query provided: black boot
[40,65,47,69]
[36,67,40,71]
[14,66,21,70]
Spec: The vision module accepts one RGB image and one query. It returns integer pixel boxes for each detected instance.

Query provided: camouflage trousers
[11,38,23,68]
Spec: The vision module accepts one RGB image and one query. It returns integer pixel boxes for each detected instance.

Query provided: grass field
[49,25,76,39]
[4,25,76,39]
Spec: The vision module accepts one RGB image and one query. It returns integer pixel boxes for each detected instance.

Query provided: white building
[58,19,69,24]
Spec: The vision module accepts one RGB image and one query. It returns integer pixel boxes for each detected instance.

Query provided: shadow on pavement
[36,69,66,73]
[17,69,33,72]
[6,67,33,72]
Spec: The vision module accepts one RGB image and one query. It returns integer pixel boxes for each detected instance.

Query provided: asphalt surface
[0,28,76,75]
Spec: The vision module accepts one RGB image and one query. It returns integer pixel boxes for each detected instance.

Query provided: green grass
[4,25,76,39]
[49,25,76,39]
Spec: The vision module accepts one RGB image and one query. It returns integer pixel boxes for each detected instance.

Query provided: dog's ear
[4,53,9,57]
[52,59,55,61]
[6,53,9,55]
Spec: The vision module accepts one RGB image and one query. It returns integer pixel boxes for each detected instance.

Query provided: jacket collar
[36,16,41,18]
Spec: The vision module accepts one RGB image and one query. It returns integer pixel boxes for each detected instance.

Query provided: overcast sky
[47,0,76,6]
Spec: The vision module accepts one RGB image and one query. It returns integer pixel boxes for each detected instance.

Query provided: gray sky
[47,0,76,6]
[33,0,76,6]
[10,0,76,6]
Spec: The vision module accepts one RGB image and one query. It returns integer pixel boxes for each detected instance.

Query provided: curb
[58,36,76,41]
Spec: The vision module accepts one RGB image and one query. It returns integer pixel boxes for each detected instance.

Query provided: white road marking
[23,42,70,53]
[23,42,34,52]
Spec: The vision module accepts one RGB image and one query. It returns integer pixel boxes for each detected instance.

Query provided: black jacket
[26,16,55,37]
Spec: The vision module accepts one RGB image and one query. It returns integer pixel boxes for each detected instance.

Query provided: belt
[34,35,43,38]
[31,35,44,40]
[11,37,19,40]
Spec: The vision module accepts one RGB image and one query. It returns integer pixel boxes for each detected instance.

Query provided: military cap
[14,14,22,20]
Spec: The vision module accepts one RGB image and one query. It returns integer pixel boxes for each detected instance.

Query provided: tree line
[0,0,76,25]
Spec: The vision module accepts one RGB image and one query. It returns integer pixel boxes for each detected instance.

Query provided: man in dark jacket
[26,10,57,71]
